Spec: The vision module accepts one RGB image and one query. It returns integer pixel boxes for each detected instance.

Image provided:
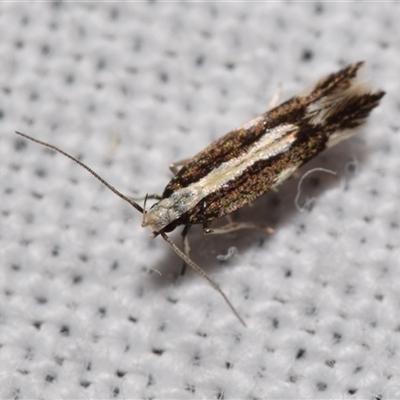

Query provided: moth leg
[170,158,191,175]
[180,225,192,275]
[268,85,281,110]
[127,193,163,201]
[203,217,274,235]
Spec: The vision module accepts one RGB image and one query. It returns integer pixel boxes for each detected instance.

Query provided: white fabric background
[0,2,398,399]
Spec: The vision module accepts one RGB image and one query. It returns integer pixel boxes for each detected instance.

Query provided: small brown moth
[15,62,384,326]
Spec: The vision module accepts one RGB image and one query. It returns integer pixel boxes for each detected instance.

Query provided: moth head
[141,198,177,232]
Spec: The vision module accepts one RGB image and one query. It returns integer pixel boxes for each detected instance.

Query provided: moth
[15,62,385,326]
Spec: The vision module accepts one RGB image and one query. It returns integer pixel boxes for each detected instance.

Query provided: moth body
[144,62,384,236]
[15,62,385,326]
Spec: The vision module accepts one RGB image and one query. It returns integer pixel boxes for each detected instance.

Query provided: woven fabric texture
[0,3,398,399]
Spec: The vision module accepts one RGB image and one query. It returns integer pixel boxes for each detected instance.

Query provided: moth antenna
[160,231,246,327]
[14,131,144,214]
[15,131,246,326]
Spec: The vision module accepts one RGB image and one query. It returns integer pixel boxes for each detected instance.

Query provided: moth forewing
[15,61,384,326]
[153,63,384,231]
